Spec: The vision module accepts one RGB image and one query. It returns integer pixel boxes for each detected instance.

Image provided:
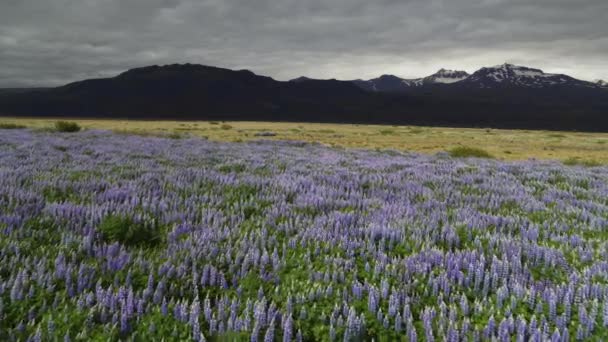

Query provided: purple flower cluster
[1,129,608,341]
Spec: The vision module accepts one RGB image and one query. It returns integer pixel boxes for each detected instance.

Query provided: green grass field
[2,117,608,164]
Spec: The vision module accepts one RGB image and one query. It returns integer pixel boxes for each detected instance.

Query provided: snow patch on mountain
[351,63,603,91]
[462,63,596,88]
[427,69,470,84]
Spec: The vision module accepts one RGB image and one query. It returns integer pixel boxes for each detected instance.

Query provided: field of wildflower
[1,128,608,341]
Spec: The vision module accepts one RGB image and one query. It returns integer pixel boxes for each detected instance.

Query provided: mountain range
[311,64,605,92]
[1,63,607,131]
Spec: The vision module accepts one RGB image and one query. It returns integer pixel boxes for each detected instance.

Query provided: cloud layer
[1,0,607,87]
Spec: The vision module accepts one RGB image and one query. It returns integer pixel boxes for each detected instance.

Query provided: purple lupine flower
[263,319,275,342]
[377,308,383,323]
[190,296,201,341]
[31,328,42,342]
[551,329,561,342]
[368,287,378,313]
[460,294,469,316]
[381,278,389,299]
[161,297,168,316]
[10,272,23,302]
[283,314,293,342]
[251,321,260,342]
[395,313,402,332]
[603,300,608,327]
[422,308,434,342]
[408,326,417,342]
[120,305,129,335]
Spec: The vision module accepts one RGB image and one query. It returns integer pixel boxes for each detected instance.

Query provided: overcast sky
[1,0,607,87]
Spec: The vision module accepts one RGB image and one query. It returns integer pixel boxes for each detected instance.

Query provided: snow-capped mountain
[459,63,595,88]
[349,63,604,92]
[352,69,470,92]
[423,69,469,84]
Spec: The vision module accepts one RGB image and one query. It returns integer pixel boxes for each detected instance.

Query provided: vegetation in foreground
[1,129,608,341]
[448,146,494,159]
[54,121,81,132]
[0,122,26,129]
[1,118,608,163]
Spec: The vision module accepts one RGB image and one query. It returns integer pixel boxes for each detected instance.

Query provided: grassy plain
[1,117,608,164]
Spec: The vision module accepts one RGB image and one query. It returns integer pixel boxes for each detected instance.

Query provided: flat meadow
[2,117,608,164]
[1,121,608,340]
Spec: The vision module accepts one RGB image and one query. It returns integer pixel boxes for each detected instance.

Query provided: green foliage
[529,264,567,283]
[379,129,395,135]
[42,186,76,202]
[167,131,183,139]
[54,121,81,132]
[220,124,233,130]
[218,163,247,173]
[563,157,602,167]
[220,183,261,212]
[448,146,494,159]
[0,122,26,129]
[98,214,164,247]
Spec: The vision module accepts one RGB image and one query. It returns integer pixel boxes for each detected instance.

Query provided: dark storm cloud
[1,0,607,87]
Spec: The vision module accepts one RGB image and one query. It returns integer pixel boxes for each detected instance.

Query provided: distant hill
[0,88,50,95]
[1,63,608,131]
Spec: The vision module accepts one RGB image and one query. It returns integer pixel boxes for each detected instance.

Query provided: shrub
[448,146,494,159]
[563,157,602,167]
[55,121,81,132]
[167,132,183,139]
[0,123,26,129]
[220,124,233,130]
[98,214,163,247]
[254,131,277,137]
[379,129,395,135]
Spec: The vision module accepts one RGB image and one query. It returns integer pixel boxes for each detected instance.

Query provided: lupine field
[2,129,608,341]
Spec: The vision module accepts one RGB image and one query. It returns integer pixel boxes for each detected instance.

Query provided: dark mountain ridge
[1,63,607,131]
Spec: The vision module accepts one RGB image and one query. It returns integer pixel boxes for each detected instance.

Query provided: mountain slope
[459,64,596,89]
[352,69,470,92]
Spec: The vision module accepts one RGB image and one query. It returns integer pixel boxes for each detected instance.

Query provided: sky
[1,0,607,87]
